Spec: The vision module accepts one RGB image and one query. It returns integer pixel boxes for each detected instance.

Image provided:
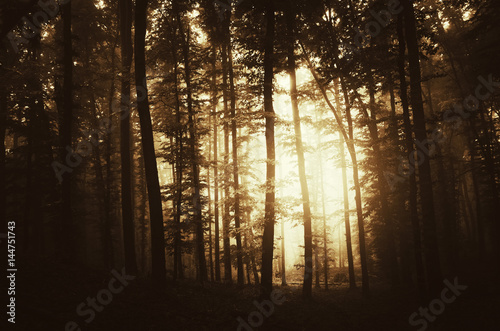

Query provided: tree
[59,0,74,263]
[286,6,313,299]
[119,0,137,275]
[260,1,276,299]
[401,0,442,295]
[134,0,166,287]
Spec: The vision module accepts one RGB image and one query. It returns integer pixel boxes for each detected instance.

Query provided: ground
[14,259,500,330]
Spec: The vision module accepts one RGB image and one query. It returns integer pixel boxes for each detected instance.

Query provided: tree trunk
[103,42,117,269]
[60,0,74,262]
[120,0,137,275]
[221,39,232,284]
[281,210,287,286]
[169,24,184,281]
[332,79,356,290]
[303,48,367,295]
[396,14,425,299]
[318,136,329,290]
[286,7,313,299]
[179,15,207,283]
[212,44,221,282]
[227,19,244,285]
[260,2,276,299]
[354,76,399,287]
[401,0,442,295]
[134,0,166,288]
[208,110,214,282]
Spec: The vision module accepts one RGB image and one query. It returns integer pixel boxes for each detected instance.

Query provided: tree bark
[396,13,425,299]
[227,18,244,285]
[221,39,232,284]
[134,0,166,288]
[332,79,356,290]
[286,6,313,299]
[212,44,221,282]
[260,2,276,299]
[401,0,442,295]
[60,0,74,262]
[120,0,137,275]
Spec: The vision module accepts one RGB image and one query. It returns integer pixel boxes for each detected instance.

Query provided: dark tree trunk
[176,5,207,284]
[208,114,214,282]
[260,2,276,299]
[120,0,137,275]
[134,0,166,288]
[169,25,184,281]
[226,16,244,285]
[401,0,443,295]
[340,78,370,297]
[355,76,399,287]
[396,14,425,299]
[212,45,221,282]
[221,39,232,284]
[318,139,329,290]
[60,0,74,262]
[104,55,116,269]
[281,210,287,286]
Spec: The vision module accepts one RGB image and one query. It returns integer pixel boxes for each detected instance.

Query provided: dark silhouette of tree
[119,0,137,275]
[260,1,276,299]
[134,0,166,287]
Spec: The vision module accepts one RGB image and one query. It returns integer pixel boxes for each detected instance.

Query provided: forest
[1,0,499,330]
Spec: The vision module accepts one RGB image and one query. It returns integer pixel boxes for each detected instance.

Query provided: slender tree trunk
[401,0,442,295]
[318,138,329,290]
[135,0,166,288]
[169,26,184,281]
[396,14,425,299]
[138,151,149,274]
[104,53,116,268]
[346,94,370,298]
[120,0,137,275]
[355,76,399,287]
[212,45,221,282]
[332,79,356,290]
[221,39,232,284]
[338,76,370,297]
[286,7,313,299]
[208,113,214,282]
[281,209,287,286]
[227,22,244,286]
[90,94,110,268]
[250,228,260,285]
[389,80,413,286]
[303,48,367,294]
[261,2,276,299]
[60,0,74,262]
[180,18,207,283]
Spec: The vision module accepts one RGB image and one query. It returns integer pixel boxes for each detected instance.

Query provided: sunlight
[273,69,351,275]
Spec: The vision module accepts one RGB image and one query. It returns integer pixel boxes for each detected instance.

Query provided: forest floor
[14,259,500,331]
